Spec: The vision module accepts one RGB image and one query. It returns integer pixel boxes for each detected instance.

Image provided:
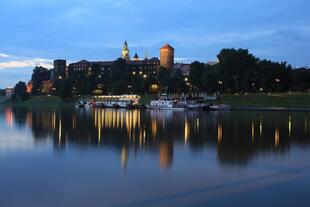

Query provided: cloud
[0,53,11,58]
[0,57,53,70]
[175,57,192,63]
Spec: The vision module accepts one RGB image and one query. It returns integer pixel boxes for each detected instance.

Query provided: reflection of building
[159,140,173,169]
[5,107,310,170]
[5,87,13,97]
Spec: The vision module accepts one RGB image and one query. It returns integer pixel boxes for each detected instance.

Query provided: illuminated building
[160,43,174,71]
[67,41,161,77]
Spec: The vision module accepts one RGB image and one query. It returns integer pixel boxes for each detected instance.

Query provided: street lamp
[275,78,280,93]
[218,81,223,94]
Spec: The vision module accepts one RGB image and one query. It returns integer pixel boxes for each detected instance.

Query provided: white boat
[187,100,208,110]
[104,101,117,108]
[116,100,131,108]
[75,101,86,108]
[210,104,231,111]
[75,100,93,109]
[146,95,185,111]
[93,101,104,108]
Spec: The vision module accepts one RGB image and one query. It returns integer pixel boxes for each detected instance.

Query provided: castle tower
[121,41,130,60]
[160,43,174,70]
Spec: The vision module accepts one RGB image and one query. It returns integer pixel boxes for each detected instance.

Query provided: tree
[290,68,310,92]
[203,64,221,93]
[31,66,49,95]
[12,81,28,101]
[217,49,258,93]
[189,61,205,91]
[157,67,171,92]
[168,70,188,94]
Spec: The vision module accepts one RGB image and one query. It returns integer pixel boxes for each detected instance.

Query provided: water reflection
[1,107,310,169]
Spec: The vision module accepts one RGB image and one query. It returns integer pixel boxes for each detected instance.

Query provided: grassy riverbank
[0,96,78,108]
[216,94,310,107]
[1,93,310,108]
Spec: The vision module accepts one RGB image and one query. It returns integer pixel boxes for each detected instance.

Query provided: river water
[0,107,310,207]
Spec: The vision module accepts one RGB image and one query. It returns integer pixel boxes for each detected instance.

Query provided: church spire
[121,40,130,60]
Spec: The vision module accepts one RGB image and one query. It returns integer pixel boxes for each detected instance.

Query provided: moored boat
[146,94,186,110]
[210,104,231,111]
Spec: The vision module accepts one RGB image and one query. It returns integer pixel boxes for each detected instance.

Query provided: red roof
[161,43,174,50]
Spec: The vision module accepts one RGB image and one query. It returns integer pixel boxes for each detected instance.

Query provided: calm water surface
[1,107,310,207]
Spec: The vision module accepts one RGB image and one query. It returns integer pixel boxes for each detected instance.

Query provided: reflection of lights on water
[93,109,141,141]
[184,118,190,144]
[5,108,13,129]
[275,128,280,148]
[151,120,157,139]
[52,112,56,130]
[159,141,173,170]
[58,118,62,145]
[289,116,292,137]
[218,123,222,145]
[72,114,76,130]
[252,121,255,142]
[196,118,199,133]
[98,110,102,144]
[94,109,97,127]
[305,118,308,135]
[26,112,33,128]
[121,145,128,170]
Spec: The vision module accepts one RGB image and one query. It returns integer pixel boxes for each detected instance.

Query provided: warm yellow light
[218,123,222,145]
[289,116,292,137]
[275,128,280,148]
[252,121,255,142]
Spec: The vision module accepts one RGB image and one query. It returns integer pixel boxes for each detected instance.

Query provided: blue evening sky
[0,0,309,87]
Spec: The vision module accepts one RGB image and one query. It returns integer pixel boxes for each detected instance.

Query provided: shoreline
[231,106,310,112]
[1,94,310,112]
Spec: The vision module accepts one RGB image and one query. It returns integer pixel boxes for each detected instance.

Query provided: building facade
[160,44,175,71]
[52,42,178,82]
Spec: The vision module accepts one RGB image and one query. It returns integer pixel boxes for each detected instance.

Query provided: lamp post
[275,78,280,94]
[218,80,223,95]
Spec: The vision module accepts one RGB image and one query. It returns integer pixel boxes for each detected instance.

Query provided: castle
[51,41,190,82]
